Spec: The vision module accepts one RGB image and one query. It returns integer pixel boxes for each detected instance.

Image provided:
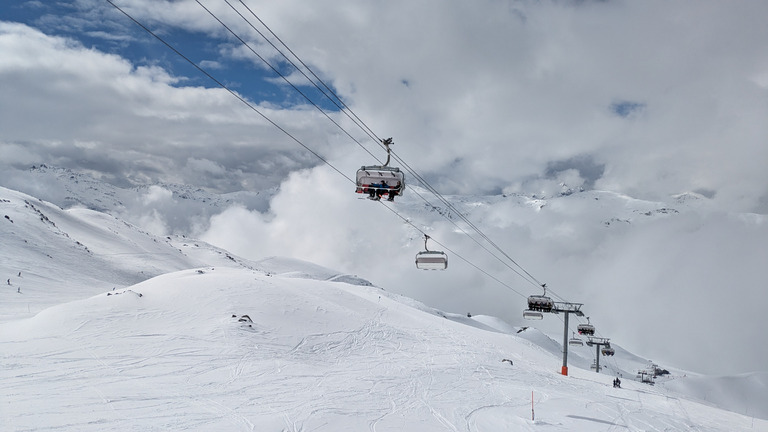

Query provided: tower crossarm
[586,337,610,346]
[551,302,584,316]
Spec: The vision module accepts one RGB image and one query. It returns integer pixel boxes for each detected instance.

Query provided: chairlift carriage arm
[381,137,393,167]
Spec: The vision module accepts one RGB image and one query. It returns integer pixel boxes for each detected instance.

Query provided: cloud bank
[2,0,768,210]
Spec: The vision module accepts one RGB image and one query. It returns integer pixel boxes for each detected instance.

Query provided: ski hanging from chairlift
[415,234,448,270]
[355,138,405,202]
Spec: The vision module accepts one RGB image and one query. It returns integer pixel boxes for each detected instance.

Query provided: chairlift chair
[601,346,615,356]
[577,317,595,336]
[522,309,544,320]
[527,294,554,312]
[355,138,405,200]
[415,235,447,270]
[569,332,584,347]
[524,285,553,319]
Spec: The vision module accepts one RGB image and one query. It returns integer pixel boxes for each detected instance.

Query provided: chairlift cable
[197,0,382,164]
[375,201,527,299]
[390,150,547,289]
[105,0,354,186]
[110,0,564,306]
[234,0,382,145]
[216,1,549,291]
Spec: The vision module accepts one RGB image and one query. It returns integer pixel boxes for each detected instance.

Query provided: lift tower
[586,337,612,373]
[523,288,584,376]
[550,301,584,376]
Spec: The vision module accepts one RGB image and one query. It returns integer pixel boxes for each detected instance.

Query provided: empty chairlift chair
[355,138,405,201]
[415,235,448,270]
[522,309,544,320]
[569,332,584,347]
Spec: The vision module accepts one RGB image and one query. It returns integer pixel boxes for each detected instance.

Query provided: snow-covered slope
[2,265,765,431]
[2,184,768,430]
[0,186,367,322]
[1,186,220,321]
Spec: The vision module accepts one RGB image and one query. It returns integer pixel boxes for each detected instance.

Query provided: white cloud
[0,20,338,191]
[141,185,173,205]
[196,163,768,375]
[5,1,768,210]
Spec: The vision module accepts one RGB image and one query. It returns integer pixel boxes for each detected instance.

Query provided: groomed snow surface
[2,186,766,431]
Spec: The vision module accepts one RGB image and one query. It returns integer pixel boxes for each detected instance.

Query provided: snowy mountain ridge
[0,164,276,234]
[2,183,768,429]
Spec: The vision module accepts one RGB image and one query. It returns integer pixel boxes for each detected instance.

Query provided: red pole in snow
[531,390,535,421]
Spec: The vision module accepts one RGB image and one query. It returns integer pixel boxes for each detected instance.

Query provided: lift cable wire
[192,0,549,292]
[105,0,353,186]
[131,0,555,299]
[196,0,382,164]
[113,0,556,301]
[106,0,532,301]
[232,0,382,149]
[110,1,575,313]
[391,151,549,290]
[223,1,551,293]
[375,200,528,300]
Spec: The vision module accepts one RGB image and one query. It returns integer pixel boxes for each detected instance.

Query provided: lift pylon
[586,337,611,373]
[523,286,584,376]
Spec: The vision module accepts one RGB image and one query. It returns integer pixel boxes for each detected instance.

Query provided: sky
[1,0,768,375]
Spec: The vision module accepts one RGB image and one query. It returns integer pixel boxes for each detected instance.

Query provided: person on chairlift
[388,180,401,201]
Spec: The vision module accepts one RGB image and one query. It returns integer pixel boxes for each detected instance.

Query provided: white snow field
[1,186,767,431]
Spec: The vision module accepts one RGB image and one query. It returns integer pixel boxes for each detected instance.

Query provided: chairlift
[601,345,615,356]
[355,138,405,201]
[522,309,544,320]
[569,332,584,347]
[523,285,553,319]
[577,317,595,336]
[527,294,554,312]
[415,235,448,270]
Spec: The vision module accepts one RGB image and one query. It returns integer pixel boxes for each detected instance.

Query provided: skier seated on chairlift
[387,180,401,201]
[368,180,387,200]
[367,180,401,201]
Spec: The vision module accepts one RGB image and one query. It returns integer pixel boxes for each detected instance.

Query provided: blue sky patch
[6,1,340,111]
